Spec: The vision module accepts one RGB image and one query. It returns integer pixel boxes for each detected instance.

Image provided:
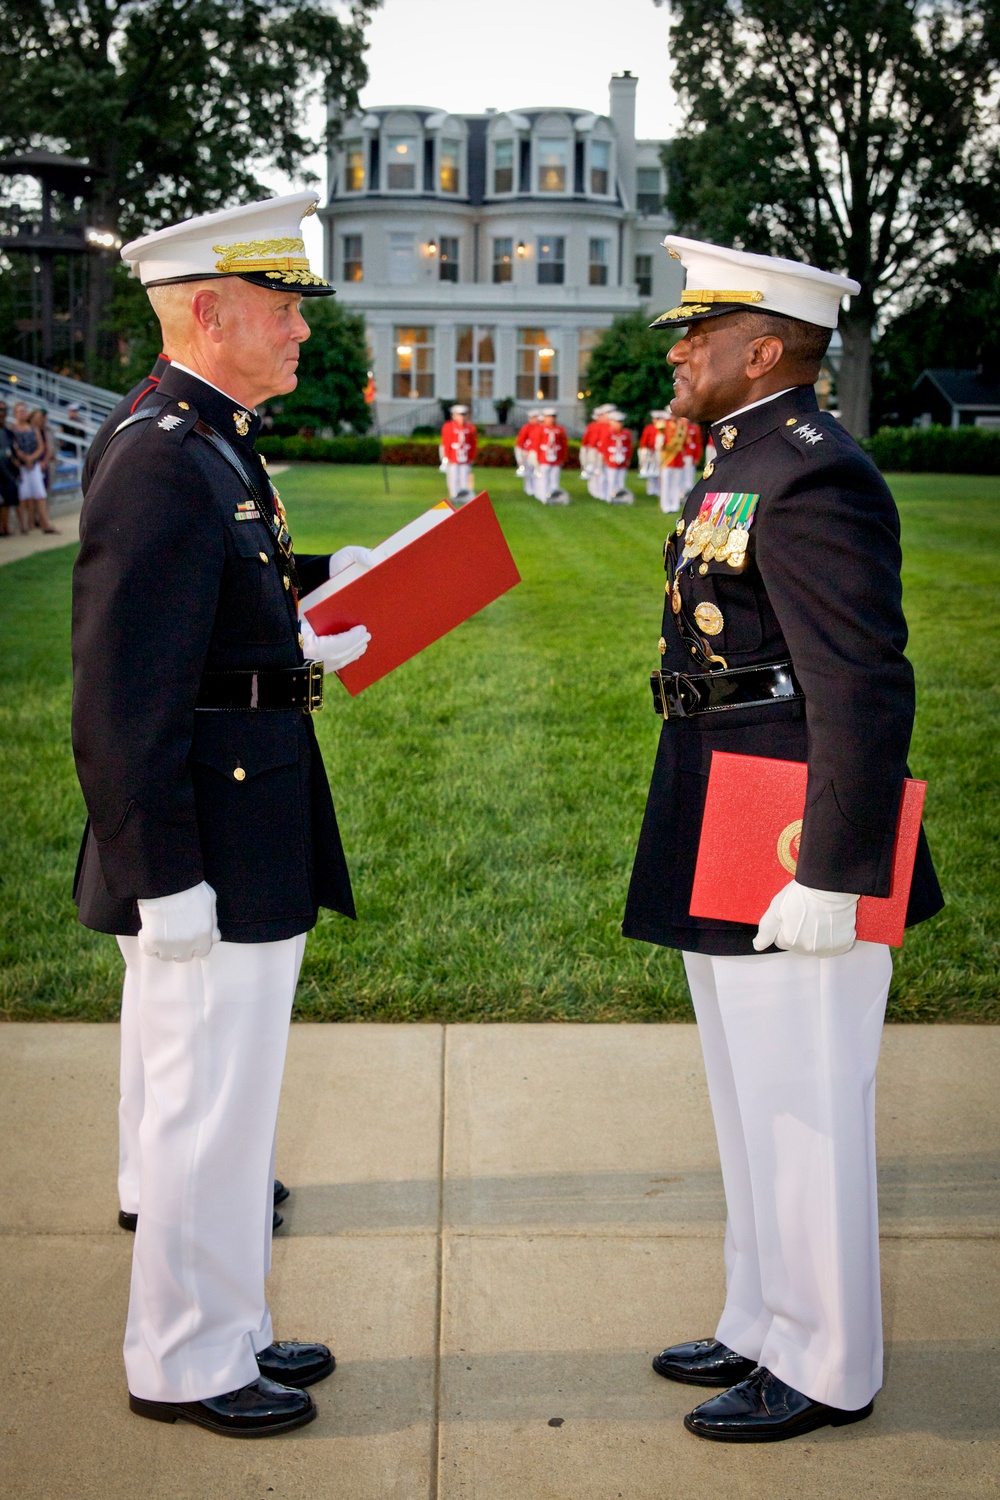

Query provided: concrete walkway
[0,500,81,565]
[2,1022,997,1499]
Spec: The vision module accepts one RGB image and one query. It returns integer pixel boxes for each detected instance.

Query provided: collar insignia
[793,422,824,445]
[233,410,251,438]
[719,425,738,450]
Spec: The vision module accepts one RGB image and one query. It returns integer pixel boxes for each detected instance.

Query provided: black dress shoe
[653,1338,757,1387]
[120,1208,284,1232]
[684,1366,874,1442]
[273,1179,290,1206]
[129,1375,315,1438]
[256,1340,335,1388]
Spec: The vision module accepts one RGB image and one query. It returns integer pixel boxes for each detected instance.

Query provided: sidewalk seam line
[431,1023,448,1500]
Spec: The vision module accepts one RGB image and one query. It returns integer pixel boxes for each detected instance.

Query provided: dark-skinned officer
[72,193,378,1437]
[623,237,943,1442]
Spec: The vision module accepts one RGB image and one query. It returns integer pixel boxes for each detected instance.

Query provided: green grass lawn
[1,466,997,1023]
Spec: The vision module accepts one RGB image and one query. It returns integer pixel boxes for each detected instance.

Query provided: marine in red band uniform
[581,402,613,498]
[515,409,541,496]
[534,408,570,505]
[597,411,634,503]
[627,234,942,1443]
[640,410,668,496]
[439,404,477,501]
[658,413,705,514]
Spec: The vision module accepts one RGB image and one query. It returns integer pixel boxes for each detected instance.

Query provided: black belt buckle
[650,670,695,720]
[305,659,324,713]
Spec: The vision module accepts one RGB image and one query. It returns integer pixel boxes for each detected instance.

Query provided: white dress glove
[329,545,377,578]
[301,616,370,672]
[753,879,860,958]
[137,880,220,962]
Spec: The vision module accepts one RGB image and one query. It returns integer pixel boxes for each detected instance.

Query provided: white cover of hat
[121,191,320,286]
[663,235,860,329]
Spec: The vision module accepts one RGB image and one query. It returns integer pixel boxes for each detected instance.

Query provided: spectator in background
[36,409,60,531]
[12,404,58,533]
[0,401,19,535]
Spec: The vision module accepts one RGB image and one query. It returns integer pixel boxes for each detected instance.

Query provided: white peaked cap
[449,405,469,415]
[541,407,558,417]
[650,409,670,419]
[120,191,333,296]
[650,235,859,331]
[607,410,626,422]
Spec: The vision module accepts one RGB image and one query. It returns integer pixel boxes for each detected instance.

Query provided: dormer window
[387,136,418,190]
[440,140,460,194]
[493,140,514,193]
[344,139,365,193]
[590,141,610,195]
[538,140,569,193]
[637,167,663,214]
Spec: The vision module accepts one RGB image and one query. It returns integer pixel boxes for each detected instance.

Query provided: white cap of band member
[650,409,670,419]
[120,191,334,296]
[607,410,626,422]
[650,235,859,332]
[542,407,557,418]
[449,404,469,415]
[592,404,614,416]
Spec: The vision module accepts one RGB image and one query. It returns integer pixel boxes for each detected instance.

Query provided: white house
[320,73,682,434]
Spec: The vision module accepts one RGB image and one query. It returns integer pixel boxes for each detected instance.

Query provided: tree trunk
[837,311,873,439]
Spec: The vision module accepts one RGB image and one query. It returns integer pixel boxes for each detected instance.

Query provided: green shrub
[864,425,1000,474]
[257,434,381,464]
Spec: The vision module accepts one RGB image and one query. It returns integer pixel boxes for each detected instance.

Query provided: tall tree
[656,0,1000,435]
[585,312,679,429]
[0,0,378,370]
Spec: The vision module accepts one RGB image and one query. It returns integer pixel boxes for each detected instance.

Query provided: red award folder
[300,491,520,695]
[688,751,927,946]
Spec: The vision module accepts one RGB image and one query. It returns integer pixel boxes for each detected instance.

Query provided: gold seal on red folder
[776,819,803,874]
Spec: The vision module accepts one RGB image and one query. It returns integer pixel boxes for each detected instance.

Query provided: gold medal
[728,525,750,552]
[675,518,685,536]
[671,582,682,614]
[726,549,746,570]
[694,602,724,636]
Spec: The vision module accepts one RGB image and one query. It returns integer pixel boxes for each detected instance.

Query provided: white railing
[0,355,121,494]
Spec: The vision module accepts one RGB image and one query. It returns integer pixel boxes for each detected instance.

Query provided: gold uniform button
[786,417,798,426]
[703,462,715,478]
[298,632,304,648]
[178,401,190,411]
[675,518,685,535]
[259,551,269,564]
[283,573,290,590]
[698,562,709,575]
[233,766,246,782]
[658,636,666,656]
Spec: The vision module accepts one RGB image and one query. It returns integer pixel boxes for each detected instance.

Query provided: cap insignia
[719,425,738,450]
[650,303,711,325]
[233,410,251,437]
[214,236,307,274]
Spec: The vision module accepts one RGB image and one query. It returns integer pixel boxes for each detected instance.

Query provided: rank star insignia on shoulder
[157,413,184,432]
[794,422,824,445]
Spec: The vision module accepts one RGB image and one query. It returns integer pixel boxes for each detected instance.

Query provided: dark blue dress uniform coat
[622,384,943,956]
[81,354,171,490]
[71,363,355,943]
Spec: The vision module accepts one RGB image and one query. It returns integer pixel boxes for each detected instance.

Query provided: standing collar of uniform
[709,384,818,452]
[156,361,262,450]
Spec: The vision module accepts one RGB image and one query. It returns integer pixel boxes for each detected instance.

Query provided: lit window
[517,329,558,401]
[393,326,434,399]
[536,237,565,285]
[635,254,653,298]
[637,168,662,215]
[440,140,460,194]
[588,239,609,287]
[342,234,363,282]
[537,140,568,193]
[590,140,610,195]
[492,237,513,283]
[456,325,496,401]
[493,140,514,193]
[387,136,417,190]
[439,236,459,283]
[344,140,365,193]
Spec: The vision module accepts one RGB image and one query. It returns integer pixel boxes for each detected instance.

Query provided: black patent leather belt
[650,659,802,720]
[196,662,324,713]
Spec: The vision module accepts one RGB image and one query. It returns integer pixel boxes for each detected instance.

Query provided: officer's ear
[744,334,785,382]
[190,285,226,339]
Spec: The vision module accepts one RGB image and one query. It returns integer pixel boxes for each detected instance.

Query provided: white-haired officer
[72,193,378,1437]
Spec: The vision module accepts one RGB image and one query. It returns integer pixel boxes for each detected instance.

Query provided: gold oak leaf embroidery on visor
[213,237,311,274]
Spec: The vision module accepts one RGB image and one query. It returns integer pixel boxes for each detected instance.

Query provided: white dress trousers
[683,941,892,1411]
[445,462,472,499]
[658,464,692,514]
[602,466,628,500]
[116,932,305,1403]
[535,464,561,501]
